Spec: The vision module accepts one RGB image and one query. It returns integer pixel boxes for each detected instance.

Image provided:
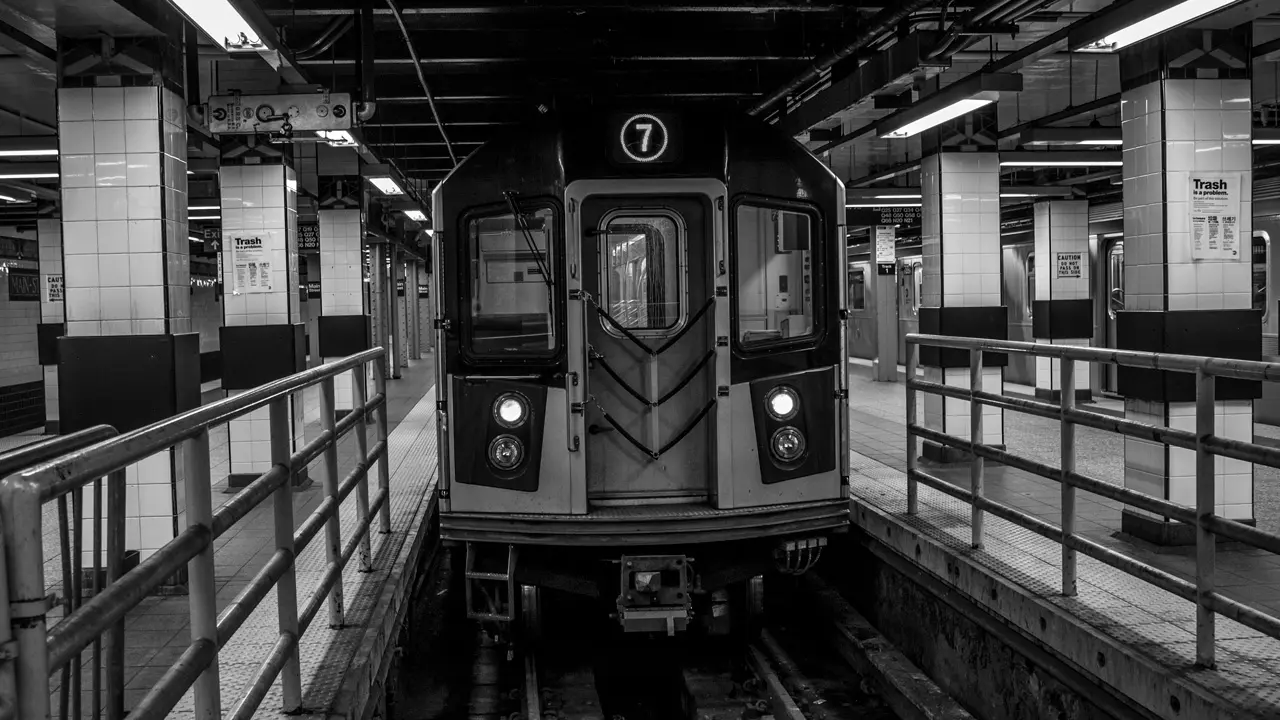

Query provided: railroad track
[474,574,968,720]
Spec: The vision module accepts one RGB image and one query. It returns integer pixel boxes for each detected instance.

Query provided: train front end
[432,108,849,635]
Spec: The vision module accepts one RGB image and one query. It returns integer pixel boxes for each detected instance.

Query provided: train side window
[1107,240,1124,318]
[850,267,866,310]
[1026,252,1035,318]
[465,207,557,355]
[912,261,923,314]
[601,213,685,334]
[1253,232,1268,320]
[735,204,816,346]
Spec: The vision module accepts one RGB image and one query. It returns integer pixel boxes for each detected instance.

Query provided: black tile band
[37,323,62,366]
[1031,299,1093,340]
[220,324,306,391]
[318,314,371,358]
[59,333,200,435]
[1116,309,1261,403]
[918,305,1009,369]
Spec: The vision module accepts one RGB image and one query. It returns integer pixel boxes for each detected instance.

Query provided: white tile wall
[1033,339,1092,393]
[59,84,190,560]
[0,258,40,389]
[1120,77,1254,520]
[319,209,369,410]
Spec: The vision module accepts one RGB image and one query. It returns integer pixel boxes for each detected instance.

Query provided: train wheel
[519,584,542,647]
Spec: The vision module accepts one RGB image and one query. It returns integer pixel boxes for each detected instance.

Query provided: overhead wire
[383,0,458,167]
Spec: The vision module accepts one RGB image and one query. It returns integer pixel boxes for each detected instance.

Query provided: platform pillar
[1031,200,1093,403]
[56,40,198,563]
[37,219,63,435]
[318,207,371,416]
[918,150,1005,463]
[1117,25,1257,543]
[407,260,422,360]
[218,159,307,489]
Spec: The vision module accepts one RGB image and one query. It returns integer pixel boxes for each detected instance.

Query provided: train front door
[579,193,714,503]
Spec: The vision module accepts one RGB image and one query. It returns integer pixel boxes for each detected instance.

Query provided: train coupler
[774,536,826,575]
[616,554,691,635]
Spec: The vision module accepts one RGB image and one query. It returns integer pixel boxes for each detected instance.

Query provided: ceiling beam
[265,1,869,17]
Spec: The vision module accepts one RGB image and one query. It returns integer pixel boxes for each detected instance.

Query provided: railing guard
[0,348,391,720]
[903,333,1280,670]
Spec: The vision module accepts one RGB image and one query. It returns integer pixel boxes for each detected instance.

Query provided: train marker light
[494,393,529,428]
[772,427,806,462]
[765,386,799,422]
[489,435,524,470]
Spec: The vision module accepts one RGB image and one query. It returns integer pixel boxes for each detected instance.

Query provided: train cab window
[735,204,816,346]
[1253,233,1268,320]
[850,267,866,310]
[466,208,557,355]
[1026,253,1036,318]
[1107,240,1124,318]
[601,214,684,334]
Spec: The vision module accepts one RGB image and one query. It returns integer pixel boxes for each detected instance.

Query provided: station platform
[843,359,1280,716]
[42,358,440,719]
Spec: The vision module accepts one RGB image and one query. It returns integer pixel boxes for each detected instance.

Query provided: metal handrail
[0,347,392,720]
[903,332,1280,670]
[0,426,120,720]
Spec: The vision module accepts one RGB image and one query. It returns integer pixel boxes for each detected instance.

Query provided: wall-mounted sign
[396,278,406,297]
[230,236,271,294]
[43,274,63,303]
[874,225,896,264]
[847,206,922,227]
[7,267,37,301]
[307,280,321,299]
[1055,252,1082,278]
[298,222,320,252]
[611,112,682,165]
[1189,172,1241,261]
[418,284,429,299]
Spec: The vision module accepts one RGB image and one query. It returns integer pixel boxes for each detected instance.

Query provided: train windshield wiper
[503,190,554,290]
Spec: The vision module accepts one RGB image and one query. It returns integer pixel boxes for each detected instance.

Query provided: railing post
[1060,359,1078,597]
[106,469,126,720]
[319,377,346,627]
[373,356,392,533]
[1195,368,1216,668]
[184,431,222,719]
[970,348,984,550]
[269,398,303,711]
[905,340,919,515]
[352,362,374,572]
[4,482,48,720]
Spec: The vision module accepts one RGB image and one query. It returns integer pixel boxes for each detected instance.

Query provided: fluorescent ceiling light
[1020,127,1122,146]
[318,130,358,147]
[1079,139,1123,145]
[1000,150,1122,167]
[404,209,427,222]
[1001,193,1034,198]
[0,149,57,157]
[0,172,56,179]
[1256,128,1280,146]
[369,177,404,196]
[189,215,221,221]
[168,0,266,52]
[0,194,20,203]
[1001,160,1122,167]
[188,235,203,243]
[1080,0,1238,52]
[0,137,57,157]
[882,97,994,139]
[846,203,921,208]
[875,194,922,199]
[1256,138,1280,146]
[189,205,219,211]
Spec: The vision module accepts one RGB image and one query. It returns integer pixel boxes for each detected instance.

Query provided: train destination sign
[847,206,921,227]
[611,112,681,165]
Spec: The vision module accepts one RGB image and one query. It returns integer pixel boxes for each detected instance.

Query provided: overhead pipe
[746,0,939,117]
[383,0,458,166]
[295,16,355,61]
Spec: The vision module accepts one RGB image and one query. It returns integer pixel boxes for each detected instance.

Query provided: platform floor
[42,358,438,718]
[844,360,1280,712]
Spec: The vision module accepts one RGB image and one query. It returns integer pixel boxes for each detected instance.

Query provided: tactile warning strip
[164,387,439,719]
[847,448,1280,715]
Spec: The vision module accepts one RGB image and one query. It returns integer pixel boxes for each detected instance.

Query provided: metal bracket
[571,402,585,415]
[569,288,583,300]
[9,594,55,620]
[433,317,451,330]
[437,400,448,413]
[716,336,729,347]
[715,286,728,297]
[717,385,730,397]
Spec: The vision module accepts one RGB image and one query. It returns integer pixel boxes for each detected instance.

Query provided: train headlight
[765,386,799,421]
[489,435,525,470]
[771,427,806,462]
[493,393,528,428]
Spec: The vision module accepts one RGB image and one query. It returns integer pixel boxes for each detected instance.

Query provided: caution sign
[1190,173,1241,261]
[43,274,63,303]
[1055,252,1082,279]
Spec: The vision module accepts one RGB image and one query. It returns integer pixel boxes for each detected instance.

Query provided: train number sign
[619,114,669,162]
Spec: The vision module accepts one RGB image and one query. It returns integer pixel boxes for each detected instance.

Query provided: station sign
[7,267,37,302]
[307,280,321,299]
[611,112,683,165]
[847,206,921,227]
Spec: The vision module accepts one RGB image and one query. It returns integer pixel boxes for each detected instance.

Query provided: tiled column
[318,208,370,415]
[407,261,421,360]
[394,254,408,373]
[1118,26,1256,543]
[304,253,321,366]
[219,162,307,488]
[57,79,197,563]
[37,220,63,433]
[1031,200,1093,402]
[918,151,1004,462]
[418,263,433,354]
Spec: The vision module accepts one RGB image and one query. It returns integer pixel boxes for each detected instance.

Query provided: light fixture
[877,73,1022,140]
[1019,127,1122,146]
[189,215,221,221]
[0,137,57,158]
[1255,128,1280,146]
[999,186,1077,200]
[189,205,219,211]
[167,0,267,52]
[846,202,922,208]
[0,194,21,203]
[0,149,56,158]
[0,172,57,180]
[364,163,406,196]
[875,194,922,199]
[317,130,358,147]
[999,150,1122,167]
[1074,0,1239,53]
[404,209,427,222]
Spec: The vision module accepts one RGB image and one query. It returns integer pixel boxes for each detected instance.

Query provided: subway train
[429,107,849,638]
[847,188,1280,421]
